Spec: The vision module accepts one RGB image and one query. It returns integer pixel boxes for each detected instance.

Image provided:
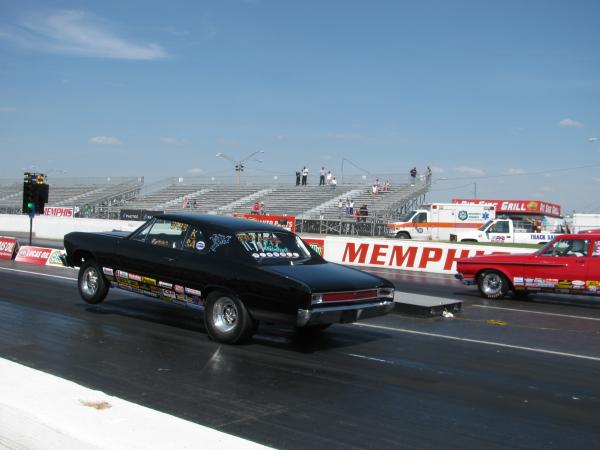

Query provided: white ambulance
[386,203,496,241]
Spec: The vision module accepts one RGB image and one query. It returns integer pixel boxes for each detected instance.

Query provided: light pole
[215,150,264,185]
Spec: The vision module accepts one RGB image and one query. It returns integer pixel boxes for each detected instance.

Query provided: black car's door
[114,218,187,286]
[175,224,218,299]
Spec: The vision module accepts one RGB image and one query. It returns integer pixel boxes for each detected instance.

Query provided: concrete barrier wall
[0,214,533,274]
[0,214,143,240]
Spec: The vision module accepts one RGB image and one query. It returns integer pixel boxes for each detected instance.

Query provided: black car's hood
[261,262,390,292]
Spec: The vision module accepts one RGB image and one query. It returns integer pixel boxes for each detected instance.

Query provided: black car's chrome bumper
[296,300,395,327]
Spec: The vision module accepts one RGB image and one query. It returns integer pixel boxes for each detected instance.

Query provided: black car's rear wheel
[477,270,509,299]
[78,260,109,304]
[204,291,256,344]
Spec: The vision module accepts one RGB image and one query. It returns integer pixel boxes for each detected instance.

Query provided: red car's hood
[458,252,538,264]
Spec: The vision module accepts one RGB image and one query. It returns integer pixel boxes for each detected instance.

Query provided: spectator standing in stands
[410,167,417,185]
[330,177,337,188]
[319,167,326,186]
[383,180,390,192]
[191,199,197,209]
[326,170,332,185]
[426,166,432,183]
[183,195,189,209]
[295,171,301,186]
[251,201,260,215]
[260,201,266,215]
[338,198,343,212]
[301,166,309,185]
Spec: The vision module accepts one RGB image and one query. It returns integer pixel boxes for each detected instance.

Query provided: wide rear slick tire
[477,270,509,299]
[78,260,109,304]
[204,291,257,344]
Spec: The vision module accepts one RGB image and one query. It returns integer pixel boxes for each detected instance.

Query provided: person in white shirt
[326,171,332,185]
[301,166,308,185]
[330,177,337,188]
[319,167,326,186]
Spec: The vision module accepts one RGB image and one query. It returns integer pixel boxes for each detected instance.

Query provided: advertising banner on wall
[321,236,531,274]
[233,214,296,232]
[46,249,67,267]
[0,237,18,260]
[44,207,74,217]
[15,246,53,265]
[302,237,325,257]
[452,199,561,217]
[119,209,164,221]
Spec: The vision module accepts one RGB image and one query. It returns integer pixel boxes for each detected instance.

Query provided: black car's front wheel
[204,291,256,344]
[78,260,109,304]
[477,270,509,299]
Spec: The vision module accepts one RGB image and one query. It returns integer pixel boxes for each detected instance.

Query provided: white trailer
[572,214,600,233]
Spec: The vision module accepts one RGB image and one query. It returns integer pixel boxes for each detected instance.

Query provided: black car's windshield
[236,231,312,264]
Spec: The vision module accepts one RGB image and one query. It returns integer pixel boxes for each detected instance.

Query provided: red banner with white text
[0,237,19,260]
[15,246,53,265]
[452,199,561,217]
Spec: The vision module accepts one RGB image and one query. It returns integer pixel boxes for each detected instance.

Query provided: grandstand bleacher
[121,178,429,220]
[0,173,431,226]
[0,177,142,215]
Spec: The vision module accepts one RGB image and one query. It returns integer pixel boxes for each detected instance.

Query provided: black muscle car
[64,213,395,343]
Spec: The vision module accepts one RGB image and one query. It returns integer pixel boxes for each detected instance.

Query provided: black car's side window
[183,225,208,253]
[146,219,189,249]
[130,220,154,243]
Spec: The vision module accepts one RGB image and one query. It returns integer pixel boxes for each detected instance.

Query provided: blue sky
[0,0,599,212]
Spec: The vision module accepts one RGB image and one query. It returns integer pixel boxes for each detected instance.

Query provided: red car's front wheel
[477,270,509,299]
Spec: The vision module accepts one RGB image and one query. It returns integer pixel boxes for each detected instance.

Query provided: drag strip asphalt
[1,260,600,449]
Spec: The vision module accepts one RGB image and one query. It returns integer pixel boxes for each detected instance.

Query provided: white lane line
[472,304,600,322]
[353,323,600,362]
[0,266,76,281]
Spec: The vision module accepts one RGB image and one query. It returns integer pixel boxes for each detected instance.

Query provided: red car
[455,233,600,299]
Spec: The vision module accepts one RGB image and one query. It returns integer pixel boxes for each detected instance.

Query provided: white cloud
[187,168,204,175]
[588,137,598,142]
[592,177,600,183]
[454,166,485,176]
[323,132,364,141]
[430,166,444,174]
[160,137,187,146]
[559,118,584,128]
[89,136,122,145]
[543,173,552,178]
[0,106,16,112]
[0,10,166,60]
[506,168,526,175]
